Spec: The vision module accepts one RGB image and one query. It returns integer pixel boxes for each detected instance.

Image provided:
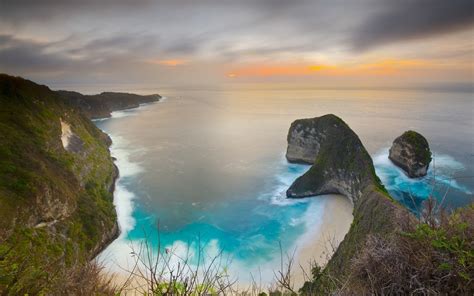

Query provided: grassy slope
[57,90,160,119]
[0,74,118,294]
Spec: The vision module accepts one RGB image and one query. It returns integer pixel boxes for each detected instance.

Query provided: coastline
[93,104,355,291]
[293,194,353,288]
[102,194,354,293]
[90,100,161,260]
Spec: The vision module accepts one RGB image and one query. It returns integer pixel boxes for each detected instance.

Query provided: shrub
[348,199,473,295]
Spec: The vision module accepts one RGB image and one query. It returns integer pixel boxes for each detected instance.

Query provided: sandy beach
[103,194,354,294]
[292,194,354,288]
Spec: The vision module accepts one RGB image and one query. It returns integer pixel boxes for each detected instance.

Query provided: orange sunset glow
[150,59,188,66]
[225,59,434,78]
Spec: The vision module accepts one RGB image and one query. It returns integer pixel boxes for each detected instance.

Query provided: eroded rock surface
[389,130,432,178]
[286,114,381,204]
[284,114,410,293]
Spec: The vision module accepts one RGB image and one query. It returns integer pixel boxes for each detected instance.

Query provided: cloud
[352,0,474,51]
[0,0,472,86]
[148,59,188,66]
[0,0,155,23]
[0,33,162,83]
[0,35,72,72]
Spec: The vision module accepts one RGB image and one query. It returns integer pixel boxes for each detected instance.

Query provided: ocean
[94,87,473,284]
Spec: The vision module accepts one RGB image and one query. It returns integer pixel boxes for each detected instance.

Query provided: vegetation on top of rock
[285,114,410,295]
[389,130,432,178]
[0,74,119,294]
[286,114,389,203]
[400,130,432,164]
[311,200,474,295]
[57,90,160,119]
[286,114,347,164]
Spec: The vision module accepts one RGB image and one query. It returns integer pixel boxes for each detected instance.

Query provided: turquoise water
[95,88,473,283]
[374,151,472,213]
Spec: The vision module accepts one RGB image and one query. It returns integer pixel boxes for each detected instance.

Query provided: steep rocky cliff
[0,74,154,294]
[286,115,382,203]
[286,117,329,164]
[285,114,410,293]
[57,90,160,119]
[389,130,432,178]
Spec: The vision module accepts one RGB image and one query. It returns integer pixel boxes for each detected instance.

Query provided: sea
[91,87,473,285]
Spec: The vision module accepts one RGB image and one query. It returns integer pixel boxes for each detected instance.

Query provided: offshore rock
[286,114,379,204]
[285,114,410,293]
[389,130,432,178]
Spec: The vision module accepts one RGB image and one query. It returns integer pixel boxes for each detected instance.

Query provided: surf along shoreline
[91,98,354,290]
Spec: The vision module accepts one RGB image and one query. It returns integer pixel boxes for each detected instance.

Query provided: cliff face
[286,117,326,164]
[0,74,134,294]
[285,114,410,293]
[57,90,160,119]
[389,130,432,178]
[286,115,381,204]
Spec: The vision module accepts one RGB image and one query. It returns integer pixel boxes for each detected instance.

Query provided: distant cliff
[0,74,158,294]
[285,114,410,294]
[57,90,160,119]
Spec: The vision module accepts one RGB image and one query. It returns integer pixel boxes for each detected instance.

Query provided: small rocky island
[389,130,432,178]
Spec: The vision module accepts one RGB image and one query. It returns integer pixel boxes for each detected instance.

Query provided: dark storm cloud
[353,0,474,51]
[0,33,158,74]
[0,35,71,71]
[0,0,155,22]
[1,0,473,52]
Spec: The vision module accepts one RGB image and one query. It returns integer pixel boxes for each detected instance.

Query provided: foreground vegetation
[302,199,474,295]
[86,200,473,295]
[0,75,118,294]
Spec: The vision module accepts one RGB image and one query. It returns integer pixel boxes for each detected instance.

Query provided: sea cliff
[0,74,157,294]
[285,114,411,294]
[57,90,160,119]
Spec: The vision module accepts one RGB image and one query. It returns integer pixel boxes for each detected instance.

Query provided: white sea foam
[96,133,146,271]
[109,99,162,119]
[264,156,312,206]
[373,148,472,195]
[291,199,325,247]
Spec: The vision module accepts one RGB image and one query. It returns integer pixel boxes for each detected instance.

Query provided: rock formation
[286,117,327,164]
[285,114,410,293]
[286,114,381,204]
[389,130,432,178]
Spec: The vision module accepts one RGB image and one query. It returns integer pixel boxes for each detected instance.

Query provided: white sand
[103,194,354,293]
[291,194,354,288]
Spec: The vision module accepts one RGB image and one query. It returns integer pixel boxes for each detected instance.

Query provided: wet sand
[292,194,354,288]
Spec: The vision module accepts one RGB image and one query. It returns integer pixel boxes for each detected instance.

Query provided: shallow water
[96,87,473,283]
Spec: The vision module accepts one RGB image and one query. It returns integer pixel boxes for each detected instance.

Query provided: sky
[0,0,473,90]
